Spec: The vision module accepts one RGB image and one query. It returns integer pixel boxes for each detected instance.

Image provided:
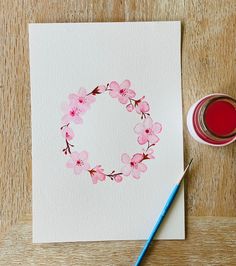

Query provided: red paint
[193,97,229,145]
[192,95,236,145]
[204,100,236,137]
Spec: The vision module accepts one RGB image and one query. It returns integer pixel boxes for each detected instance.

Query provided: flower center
[65,132,69,138]
[76,160,84,166]
[119,89,127,96]
[70,109,76,116]
[78,97,85,104]
[130,161,136,167]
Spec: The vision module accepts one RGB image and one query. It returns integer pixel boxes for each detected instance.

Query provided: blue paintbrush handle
[134,184,180,266]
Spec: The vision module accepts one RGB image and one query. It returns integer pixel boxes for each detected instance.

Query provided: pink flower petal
[77,105,86,114]
[148,154,155,159]
[61,114,70,124]
[144,117,153,129]
[87,94,96,104]
[147,134,159,144]
[78,87,87,97]
[66,159,75,168]
[91,175,98,184]
[138,163,147,172]
[79,150,88,161]
[62,127,74,141]
[83,162,90,171]
[61,102,69,112]
[127,89,136,98]
[68,94,77,102]
[69,99,79,107]
[109,89,119,98]
[134,123,144,134]
[121,153,130,164]
[74,165,82,175]
[139,101,150,113]
[119,96,129,104]
[126,104,134,112]
[114,175,123,183]
[120,80,131,90]
[132,153,143,163]
[73,115,83,124]
[97,85,106,93]
[145,148,155,159]
[132,169,140,179]
[148,148,154,154]
[97,172,106,181]
[153,122,162,134]
[68,128,74,139]
[138,134,148,145]
[110,81,120,91]
[122,165,132,176]
[135,106,142,114]
[94,165,104,173]
[71,152,80,161]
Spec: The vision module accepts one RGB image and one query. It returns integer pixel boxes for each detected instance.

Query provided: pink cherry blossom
[114,175,123,183]
[142,148,155,159]
[121,153,147,179]
[109,80,136,104]
[88,85,106,95]
[126,103,134,112]
[69,88,95,110]
[61,126,74,141]
[134,117,162,145]
[136,101,150,114]
[89,165,106,184]
[66,151,90,175]
[61,102,85,124]
[96,85,106,94]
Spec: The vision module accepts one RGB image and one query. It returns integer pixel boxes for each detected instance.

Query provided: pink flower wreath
[60,80,162,184]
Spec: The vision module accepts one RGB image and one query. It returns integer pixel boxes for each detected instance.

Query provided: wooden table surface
[0,1,235,265]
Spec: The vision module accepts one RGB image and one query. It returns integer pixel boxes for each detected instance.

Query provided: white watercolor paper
[29,22,184,243]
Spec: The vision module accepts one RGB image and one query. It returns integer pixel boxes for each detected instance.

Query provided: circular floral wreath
[60,80,162,184]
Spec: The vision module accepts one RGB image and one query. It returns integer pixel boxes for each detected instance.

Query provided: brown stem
[105,171,123,180]
[141,112,146,119]
[146,141,155,152]
[63,139,74,154]
[87,83,111,96]
[60,123,70,130]
[105,83,112,91]
[87,86,99,96]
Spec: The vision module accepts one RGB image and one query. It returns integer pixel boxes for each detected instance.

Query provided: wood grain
[0,0,235,265]
[0,215,235,265]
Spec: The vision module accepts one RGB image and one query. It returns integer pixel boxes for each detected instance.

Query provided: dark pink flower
[134,117,162,145]
[61,127,74,141]
[109,80,136,104]
[66,151,90,175]
[89,165,106,184]
[121,153,147,179]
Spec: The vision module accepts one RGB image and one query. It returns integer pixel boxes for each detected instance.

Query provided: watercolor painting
[60,80,162,184]
[30,22,185,243]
